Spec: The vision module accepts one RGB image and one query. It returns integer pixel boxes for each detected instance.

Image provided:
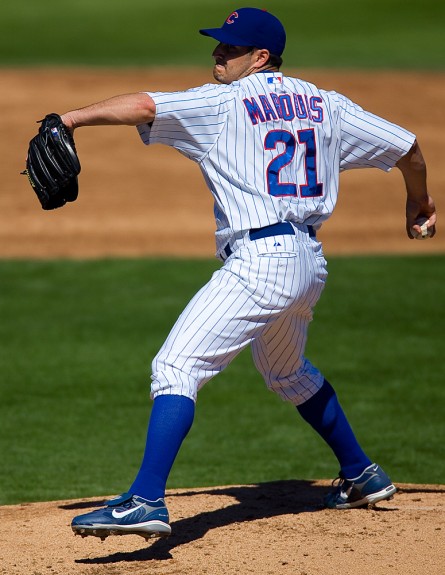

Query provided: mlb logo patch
[267,76,282,84]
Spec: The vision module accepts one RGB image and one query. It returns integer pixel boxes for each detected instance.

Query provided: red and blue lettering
[270,93,283,119]
[278,95,294,121]
[264,128,324,198]
[244,92,324,126]
[298,128,323,197]
[293,94,308,119]
[259,95,278,121]
[243,97,266,125]
[265,130,297,197]
[310,97,323,123]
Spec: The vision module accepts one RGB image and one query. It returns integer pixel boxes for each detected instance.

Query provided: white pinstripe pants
[151,230,328,406]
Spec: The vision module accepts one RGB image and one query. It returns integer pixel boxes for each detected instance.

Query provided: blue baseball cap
[199,7,286,56]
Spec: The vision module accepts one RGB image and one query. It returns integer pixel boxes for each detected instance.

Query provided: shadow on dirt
[70,479,333,563]
[63,481,444,564]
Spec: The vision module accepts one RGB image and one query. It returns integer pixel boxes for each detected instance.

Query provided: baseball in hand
[410,217,432,240]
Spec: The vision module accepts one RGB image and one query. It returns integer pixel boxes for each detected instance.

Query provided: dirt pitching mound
[1,482,444,575]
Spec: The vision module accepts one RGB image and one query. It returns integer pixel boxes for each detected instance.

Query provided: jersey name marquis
[243,92,324,125]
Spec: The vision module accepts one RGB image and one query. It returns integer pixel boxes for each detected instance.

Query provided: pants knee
[266,359,325,406]
[150,364,198,402]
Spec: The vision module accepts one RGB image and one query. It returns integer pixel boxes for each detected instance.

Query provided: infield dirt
[1,68,444,575]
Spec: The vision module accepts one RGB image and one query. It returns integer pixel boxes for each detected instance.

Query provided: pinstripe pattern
[138,72,414,257]
[138,71,414,405]
[151,230,327,404]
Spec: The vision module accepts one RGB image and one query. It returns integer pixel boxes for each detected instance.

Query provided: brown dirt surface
[1,68,445,574]
[1,483,444,575]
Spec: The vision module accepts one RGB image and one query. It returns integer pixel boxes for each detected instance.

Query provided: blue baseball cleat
[71,492,171,540]
[324,463,397,509]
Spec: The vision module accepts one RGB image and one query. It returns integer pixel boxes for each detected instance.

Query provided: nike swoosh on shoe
[111,503,144,519]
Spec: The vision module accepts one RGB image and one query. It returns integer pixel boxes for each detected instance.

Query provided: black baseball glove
[21,113,81,210]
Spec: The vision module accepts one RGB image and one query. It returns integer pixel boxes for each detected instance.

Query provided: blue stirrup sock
[130,394,195,501]
[297,380,371,478]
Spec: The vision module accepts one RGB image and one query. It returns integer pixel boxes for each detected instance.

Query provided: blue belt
[223,222,315,260]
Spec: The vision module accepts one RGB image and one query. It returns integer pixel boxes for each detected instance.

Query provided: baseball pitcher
[23,8,436,540]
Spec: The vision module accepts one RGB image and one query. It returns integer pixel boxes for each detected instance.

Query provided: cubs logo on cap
[199,7,286,56]
[226,11,239,24]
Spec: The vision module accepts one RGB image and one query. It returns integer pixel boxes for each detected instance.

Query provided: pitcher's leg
[254,314,395,508]
[130,395,195,500]
[71,264,263,540]
[252,308,325,404]
[132,258,282,501]
[252,311,371,479]
[151,250,301,401]
[297,380,371,477]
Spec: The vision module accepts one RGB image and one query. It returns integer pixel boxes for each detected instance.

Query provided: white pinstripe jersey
[137,72,415,254]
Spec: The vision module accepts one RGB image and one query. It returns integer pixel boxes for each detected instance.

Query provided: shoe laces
[108,495,136,511]
[118,499,136,510]
[331,472,350,491]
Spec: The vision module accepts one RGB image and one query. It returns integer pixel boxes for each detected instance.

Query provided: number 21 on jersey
[265,128,323,198]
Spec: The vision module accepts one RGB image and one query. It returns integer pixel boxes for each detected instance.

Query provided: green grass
[1,255,444,505]
[1,0,444,68]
